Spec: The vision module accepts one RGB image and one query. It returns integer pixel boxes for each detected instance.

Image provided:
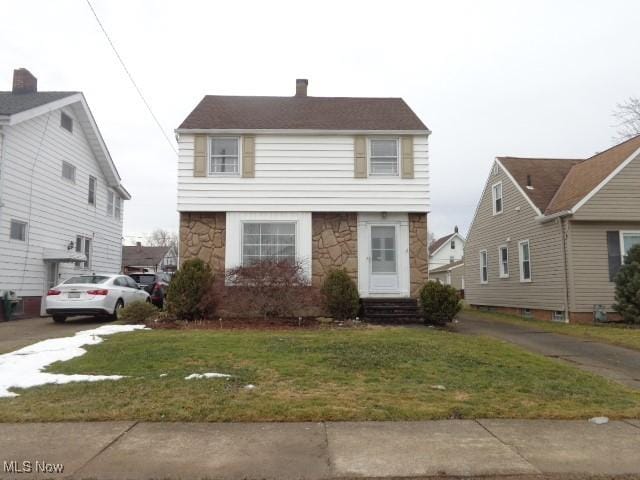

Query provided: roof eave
[175,128,431,136]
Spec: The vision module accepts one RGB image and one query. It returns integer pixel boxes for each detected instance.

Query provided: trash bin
[1,290,20,322]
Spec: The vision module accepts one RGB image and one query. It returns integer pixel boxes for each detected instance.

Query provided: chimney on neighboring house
[136,241,142,251]
[12,68,38,94]
[295,79,308,97]
[454,225,459,233]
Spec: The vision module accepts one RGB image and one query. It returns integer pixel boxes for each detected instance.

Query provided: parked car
[45,274,150,323]
[128,272,171,308]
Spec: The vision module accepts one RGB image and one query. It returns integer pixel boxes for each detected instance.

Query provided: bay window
[242,222,296,266]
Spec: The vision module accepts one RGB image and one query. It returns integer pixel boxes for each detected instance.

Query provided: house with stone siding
[465,135,640,323]
[177,79,430,313]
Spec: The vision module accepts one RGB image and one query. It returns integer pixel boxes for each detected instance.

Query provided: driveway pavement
[1,420,639,479]
[0,316,108,354]
[454,312,640,389]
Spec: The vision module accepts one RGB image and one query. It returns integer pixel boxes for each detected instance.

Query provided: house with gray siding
[465,135,640,323]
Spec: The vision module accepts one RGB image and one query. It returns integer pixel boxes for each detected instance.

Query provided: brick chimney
[12,68,38,94]
[295,79,308,97]
[136,241,142,251]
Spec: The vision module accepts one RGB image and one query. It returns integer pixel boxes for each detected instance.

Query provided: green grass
[466,309,640,352]
[2,326,640,422]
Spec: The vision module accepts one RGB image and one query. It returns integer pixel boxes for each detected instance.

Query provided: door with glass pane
[41,262,59,315]
[369,225,400,292]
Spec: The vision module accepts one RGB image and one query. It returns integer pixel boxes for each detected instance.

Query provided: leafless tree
[613,97,640,141]
[147,228,178,248]
[427,231,437,253]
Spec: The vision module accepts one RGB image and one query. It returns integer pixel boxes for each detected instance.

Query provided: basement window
[553,311,566,322]
[61,112,73,133]
[521,308,532,319]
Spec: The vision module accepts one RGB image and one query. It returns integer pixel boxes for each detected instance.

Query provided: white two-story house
[177,80,430,313]
[0,68,130,319]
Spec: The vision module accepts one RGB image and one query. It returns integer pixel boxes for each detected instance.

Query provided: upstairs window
[499,245,509,278]
[115,196,122,220]
[369,138,399,176]
[107,190,114,216]
[209,137,239,175]
[242,222,296,266]
[10,219,27,241]
[62,161,76,182]
[519,240,532,282]
[61,112,73,133]
[621,231,640,262]
[492,182,503,215]
[480,250,488,284]
[450,240,456,249]
[88,176,97,205]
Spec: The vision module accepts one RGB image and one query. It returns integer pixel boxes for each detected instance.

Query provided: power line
[85,0,177,155]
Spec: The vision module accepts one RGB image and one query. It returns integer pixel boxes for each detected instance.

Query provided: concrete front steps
[361,297,420,323]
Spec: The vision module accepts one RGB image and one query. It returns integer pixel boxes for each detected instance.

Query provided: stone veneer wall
[409,213,429,297]
[311,213,358,288]
[179,212,226,275]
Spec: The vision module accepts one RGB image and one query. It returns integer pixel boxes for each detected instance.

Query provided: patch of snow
[244,384,256,390]
[159,373,168,377]
[589,416,609,425]
[430,384,446,390]
[184,373,232,380]
[0,324,147,398]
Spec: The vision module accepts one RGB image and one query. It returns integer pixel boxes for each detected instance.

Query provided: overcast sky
[2,0,639,242]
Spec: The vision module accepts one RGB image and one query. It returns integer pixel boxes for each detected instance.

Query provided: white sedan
[46,274,150,323]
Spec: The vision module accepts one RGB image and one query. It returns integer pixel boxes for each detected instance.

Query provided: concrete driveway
[0,316,109,354]
[454,312,640,389]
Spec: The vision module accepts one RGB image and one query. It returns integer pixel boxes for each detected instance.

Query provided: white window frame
[61,161,76,183]
[552,311,566,322]
[619,230,640,263]
[74,235,92,269]
[498,244,509,278]
[241,221,297,266]
[107,190,114,216]
[492,181,503,215]
[208,136,241,176]
[480,249,488,284]
[88,176,97,205]
[518,239,532,282]
[9,219,28,242]
[368,137,400,177]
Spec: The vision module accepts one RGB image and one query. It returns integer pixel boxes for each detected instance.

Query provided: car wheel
[52,315,66,324]
[111,299,124,321]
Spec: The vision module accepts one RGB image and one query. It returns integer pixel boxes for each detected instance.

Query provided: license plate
[68,292,80,298]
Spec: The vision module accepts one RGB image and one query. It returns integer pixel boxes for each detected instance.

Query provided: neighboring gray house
[465,135,640,323]
[122,243,177,274]
[430,259,464,291]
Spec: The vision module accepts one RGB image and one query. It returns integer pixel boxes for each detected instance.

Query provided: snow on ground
[0,324,147,398]
[185,373,232,380]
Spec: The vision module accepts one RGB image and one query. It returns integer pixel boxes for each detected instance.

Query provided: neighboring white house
[122,243,178,273]
[177,79,430,307]
[428,227,465,270]
[0,68,130,318]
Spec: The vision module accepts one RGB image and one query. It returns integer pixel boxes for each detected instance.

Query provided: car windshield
[64,276,109,284]
[129,274,156,285]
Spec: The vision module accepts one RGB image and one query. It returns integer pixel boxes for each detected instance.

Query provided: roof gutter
[535,210,572,223]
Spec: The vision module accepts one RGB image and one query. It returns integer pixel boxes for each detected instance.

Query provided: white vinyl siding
[369,138,399,176]
[480,250,488,284]
[178,134,429,213]
[499,245,509,278]
[209,137,240,175]
[0,107,123,297]
[492,182,503,215]
[519,240,531,282]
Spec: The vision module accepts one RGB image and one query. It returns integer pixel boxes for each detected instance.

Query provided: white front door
[369,225,400,293]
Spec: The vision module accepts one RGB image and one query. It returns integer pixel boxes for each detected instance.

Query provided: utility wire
[85,0,177,155]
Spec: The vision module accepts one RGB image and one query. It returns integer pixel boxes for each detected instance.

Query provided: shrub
[119,300,159,324]
[419,281,461,325]
[321,269,360,320]
[166,259,217,320]
[225,259,316,319]
[614,244,640,324]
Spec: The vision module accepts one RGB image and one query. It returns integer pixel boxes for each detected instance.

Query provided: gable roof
[429,232,464,257]
[0,91,77,115]
[178,96,429,131]
[497,135,640,216]
[430,259,464,274]
[122,245,171,267]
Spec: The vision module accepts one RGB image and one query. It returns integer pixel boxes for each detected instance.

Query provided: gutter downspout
[0,128,5,210]
[536,209,572,223]
[559,217,571,323]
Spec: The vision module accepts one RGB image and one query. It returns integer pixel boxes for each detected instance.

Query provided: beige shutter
[401,136,414,179]
[193,135,207,177]
[354,136,367,178]
[242,136,255,178]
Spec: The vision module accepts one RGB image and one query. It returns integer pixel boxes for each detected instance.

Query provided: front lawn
[467,309,640,352]
[2,326,640,422]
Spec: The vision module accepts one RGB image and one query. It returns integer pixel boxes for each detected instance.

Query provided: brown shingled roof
[498,134,640,216]
[429,233,455,255]
[179,96,428,131]
[122,245,171,268]
[430,259,464,274]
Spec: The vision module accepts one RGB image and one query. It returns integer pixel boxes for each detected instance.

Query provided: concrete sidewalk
[1,420,640,479]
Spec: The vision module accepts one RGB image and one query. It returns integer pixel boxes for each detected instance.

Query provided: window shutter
[607,231,621,281]
[242,136,255,178]
[354,136,367,178]
[193,135,207,177]
[401,136,414,179]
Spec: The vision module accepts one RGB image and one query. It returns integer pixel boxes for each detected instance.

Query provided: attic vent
[492,164,499,175]
[61,112,73,133]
